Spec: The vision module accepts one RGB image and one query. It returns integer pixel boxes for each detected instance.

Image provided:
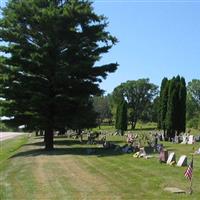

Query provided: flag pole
[189,158,193,195]
[189,147,195,195]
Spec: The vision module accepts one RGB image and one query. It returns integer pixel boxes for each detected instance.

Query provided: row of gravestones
[173,134,200,144]
[180,135,195,144]
[160,150,188,166]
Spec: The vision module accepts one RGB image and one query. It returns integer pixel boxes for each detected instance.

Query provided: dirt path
[0,132,25,142]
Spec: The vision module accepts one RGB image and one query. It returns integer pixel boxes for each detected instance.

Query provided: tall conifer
[0,0,118,150]
[159,77,168,134]
[115,100,127,135]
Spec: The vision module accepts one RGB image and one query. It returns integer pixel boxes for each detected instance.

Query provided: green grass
[92,122,157,132]
[186,128,200,136]
[0,135,28,170]
[93,123,199,135]
[0,134,200,199]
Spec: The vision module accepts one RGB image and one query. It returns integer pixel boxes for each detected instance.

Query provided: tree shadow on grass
[10,146,123,158]
[23,139,123,147]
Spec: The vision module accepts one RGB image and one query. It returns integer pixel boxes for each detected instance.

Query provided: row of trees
[0,0,118,150]
[158,76,186,139]
[93,78,200,137]
[0,1,199,150]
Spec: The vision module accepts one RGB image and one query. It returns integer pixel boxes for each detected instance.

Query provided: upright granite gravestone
[167,152,176,164]
[188,135,195,144]
[177,155,187,167]
[159,149,168,163]
[174,135,179,143]
[181,135,187,144]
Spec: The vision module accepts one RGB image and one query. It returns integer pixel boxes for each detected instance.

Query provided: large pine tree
[0,0,118,150]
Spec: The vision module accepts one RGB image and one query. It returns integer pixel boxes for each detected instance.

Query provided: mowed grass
[0,134,200,200]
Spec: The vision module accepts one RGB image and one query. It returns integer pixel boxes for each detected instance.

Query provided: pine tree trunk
[44,128,54,150]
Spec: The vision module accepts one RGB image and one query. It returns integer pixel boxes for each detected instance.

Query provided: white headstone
[181,135,187,144]
[188,135,195,144]
[161,132,165,141]
[167,152,176,164]
[177,155,187,167]
[139,148,147,157]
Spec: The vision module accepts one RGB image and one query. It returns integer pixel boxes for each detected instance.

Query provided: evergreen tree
[115,100,127,135]
[173,76,180,133]
[164,76,186,138]
[159,77,168,133]
[121,100,128,132]
[0,0,118,150]
[165,78,176,138]
[178,77,186,133]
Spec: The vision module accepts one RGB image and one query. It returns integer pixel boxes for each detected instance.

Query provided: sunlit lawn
[0,133,200,200]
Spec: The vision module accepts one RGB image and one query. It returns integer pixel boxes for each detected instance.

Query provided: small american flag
[184,158,193,181]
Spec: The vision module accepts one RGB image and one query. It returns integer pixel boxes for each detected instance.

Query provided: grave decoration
[133,147,153,159]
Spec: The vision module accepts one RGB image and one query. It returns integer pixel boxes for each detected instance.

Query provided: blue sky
[1,0,200,93]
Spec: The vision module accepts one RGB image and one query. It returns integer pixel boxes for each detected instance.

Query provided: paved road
[0,132,25,142]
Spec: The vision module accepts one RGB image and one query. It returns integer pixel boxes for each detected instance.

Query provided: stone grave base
[164,187,186,194]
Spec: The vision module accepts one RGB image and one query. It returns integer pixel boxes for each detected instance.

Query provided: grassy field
[0,133,200,200]
[92,122,158,132]
[93,123,200,135]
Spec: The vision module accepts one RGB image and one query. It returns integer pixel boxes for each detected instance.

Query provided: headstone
[194,136,200,142]
[174,135,179,143]
[188,135,195,144]
[167,152,176,164]
[161,132,165,141]
[159,150,168,163]
[144,146,154,154]
[177,155,187,166]
[156,144,163,153]
[139,147,147,157]
[195,147,200,154]
[181,135,187,144]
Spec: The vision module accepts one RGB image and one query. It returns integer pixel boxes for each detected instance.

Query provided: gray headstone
[177,155,187,166]
[174,135,179,143]
[167,152,176,164]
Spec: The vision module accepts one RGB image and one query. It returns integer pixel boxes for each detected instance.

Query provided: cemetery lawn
[0,135,200,200]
